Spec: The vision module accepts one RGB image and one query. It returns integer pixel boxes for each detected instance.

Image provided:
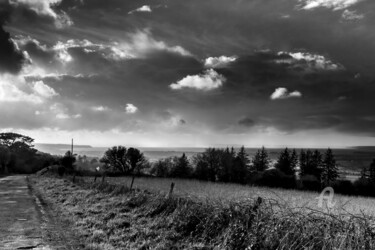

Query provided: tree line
[148,146,339,190]
[0,132,58,174]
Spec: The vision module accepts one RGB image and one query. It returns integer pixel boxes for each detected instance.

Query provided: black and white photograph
[1,0,375,249]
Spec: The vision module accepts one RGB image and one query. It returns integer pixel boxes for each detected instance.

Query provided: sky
[1,0,375,148]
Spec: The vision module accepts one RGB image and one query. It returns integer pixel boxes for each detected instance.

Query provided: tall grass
[31,175,375,249]
[84,176,375,217]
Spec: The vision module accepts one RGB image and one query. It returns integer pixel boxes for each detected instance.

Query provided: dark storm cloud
[0,5,25,74]
[238,117,255,127]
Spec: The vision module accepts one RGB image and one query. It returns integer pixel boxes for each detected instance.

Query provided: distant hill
[35,143,93,156]
[35,143,92,149]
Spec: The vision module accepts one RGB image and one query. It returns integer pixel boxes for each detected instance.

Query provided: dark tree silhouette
[100,146,128,173]
[0,132,35,149]
[299,149,322,181]
[252,146,269,171]
[150,158,173,177]
[126,147,147,175]
[275,148,295,175]
[369,159,375,183]
[0,145,10,174]
[192,153,210,180]
[170,153,192,178]
[61,151,76,173]
[217,148,235,182]
[0,132,38,173]
[321,148,338,186]
[232,146,250,183]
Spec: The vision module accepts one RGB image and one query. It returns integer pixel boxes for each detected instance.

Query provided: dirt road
[0,175,50,250]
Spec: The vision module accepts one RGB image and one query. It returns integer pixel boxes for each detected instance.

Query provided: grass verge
[30,175,375,249]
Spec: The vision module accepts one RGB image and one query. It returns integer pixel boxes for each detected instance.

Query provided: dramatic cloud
[270,88,302,100]
[170,69,226,91]
[204,56,237,68]
[2,0,375,147]
[298,0,364,10]
[0,11,25,74]
[9,0,73,28]
[125,104,138,114]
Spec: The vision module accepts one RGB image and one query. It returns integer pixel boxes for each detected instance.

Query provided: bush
[252,169,296,189]
[353,178,375,197]
[58,165,66,176]
[300,175,321,191]
[332,180,355,196]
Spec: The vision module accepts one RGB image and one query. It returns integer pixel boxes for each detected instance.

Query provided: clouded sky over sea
[1,0,375,147]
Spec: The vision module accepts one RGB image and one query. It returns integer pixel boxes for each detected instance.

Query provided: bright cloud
[277,51,344,71]
[92,106,109,112]
[116,30,192,58]
[270,87,302,100]
[170,69,226,91]
[298,0,363,10]
[204,56,237,68]
[125,103,138,114]
[32,80,58,98]
[0,74,57,103]
[128,5,152,14]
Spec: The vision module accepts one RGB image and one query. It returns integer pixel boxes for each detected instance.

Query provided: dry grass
[96,176,375,217]
[31,175,375,249]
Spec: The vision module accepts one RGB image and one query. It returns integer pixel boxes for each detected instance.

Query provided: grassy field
[31,174,375,249]
[83,176,375,217]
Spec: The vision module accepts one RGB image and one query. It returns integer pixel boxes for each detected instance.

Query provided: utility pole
[71,138,74,155]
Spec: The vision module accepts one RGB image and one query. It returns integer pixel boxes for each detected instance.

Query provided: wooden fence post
[130,175,135,190]
[168,182,175,198]
[101,172,106,183]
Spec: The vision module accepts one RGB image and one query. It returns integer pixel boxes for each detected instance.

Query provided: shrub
[332,180,354,196]
[252,169,296,189]
[58,165,66,176]
[300,175,321,191]
[353,178,375,197]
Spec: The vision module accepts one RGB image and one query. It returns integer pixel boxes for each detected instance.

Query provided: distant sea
[34,144,375,170]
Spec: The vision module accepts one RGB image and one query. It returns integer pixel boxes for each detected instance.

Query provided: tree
[0,132,37,173]
[232,146,250,183]
[369,159,375,183]
[151,158,173,177]
[0,145,10,174]
[0,132,35,149]
[192,153,210,180]
[61,151,76,173]
[217,148,235,182]
[126,147,147,175]
[100,146,128,173]
[170,153,192,178]
[203,148,221,181]
[321,148,338,186]
[299,149,322,181]
[290,149,298,173]
[275,148,295,175]
[252,146,269,172]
